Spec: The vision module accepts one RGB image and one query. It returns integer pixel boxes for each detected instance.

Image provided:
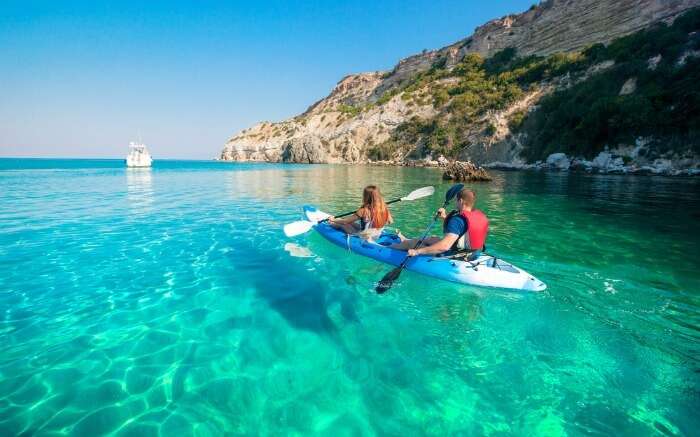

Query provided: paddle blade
[401,186,435,201]
[445,183,465,202]
[375,266,403,294]
[283,220,314,237]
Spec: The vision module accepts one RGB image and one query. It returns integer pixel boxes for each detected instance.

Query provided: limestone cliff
[220,0,700,164]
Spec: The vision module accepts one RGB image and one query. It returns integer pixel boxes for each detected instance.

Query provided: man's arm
[408,233,459,256]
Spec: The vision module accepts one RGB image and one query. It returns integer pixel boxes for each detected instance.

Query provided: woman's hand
[437,208,447,219]
[408,248,419,257]
[327,215,335,223]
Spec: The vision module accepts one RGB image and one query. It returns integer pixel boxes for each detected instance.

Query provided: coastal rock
[483,160,529,170]
[570,157,594,172]
[591,151,613,168]
[650,158,674,174]
[591,151,626,172]
[504,147,700,176]
[442,161,492,182]
[281,136,328,163]
[546,153,571,170]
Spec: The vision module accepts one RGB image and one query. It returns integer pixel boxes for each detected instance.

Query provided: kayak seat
[376,233,400,246]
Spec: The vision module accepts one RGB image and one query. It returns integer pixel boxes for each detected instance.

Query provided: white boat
[126,141,153,167]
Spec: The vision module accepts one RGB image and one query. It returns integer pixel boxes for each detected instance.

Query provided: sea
[0,158,698,435]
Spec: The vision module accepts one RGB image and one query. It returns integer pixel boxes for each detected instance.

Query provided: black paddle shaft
[399,198,451,267]
[319,197,402,224]
[375,198,450,293]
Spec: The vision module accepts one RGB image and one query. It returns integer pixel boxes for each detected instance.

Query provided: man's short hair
[458,188,476,206]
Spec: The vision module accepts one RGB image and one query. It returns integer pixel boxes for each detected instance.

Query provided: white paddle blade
[283,220,314,237]
[401,186,435,201]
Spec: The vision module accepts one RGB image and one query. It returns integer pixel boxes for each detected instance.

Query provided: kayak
[303,205,547,292]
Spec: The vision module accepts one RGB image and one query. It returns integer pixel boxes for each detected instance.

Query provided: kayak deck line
[302,205,547,292]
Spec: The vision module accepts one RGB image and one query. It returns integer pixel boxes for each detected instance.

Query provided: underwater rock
[284,243,315,258]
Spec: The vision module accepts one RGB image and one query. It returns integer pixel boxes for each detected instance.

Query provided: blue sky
[1,0,534,159]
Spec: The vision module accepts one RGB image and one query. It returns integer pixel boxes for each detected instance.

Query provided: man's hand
[437,208,447,219]
[327,215,335,223]
[407,248,419,257]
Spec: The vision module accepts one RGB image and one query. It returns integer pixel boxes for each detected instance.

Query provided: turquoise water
[0,159,698,436]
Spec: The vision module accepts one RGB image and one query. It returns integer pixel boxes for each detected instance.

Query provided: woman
[329,185,393,237]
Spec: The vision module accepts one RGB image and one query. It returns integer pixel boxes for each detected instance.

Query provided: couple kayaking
[328,185,488,259]
[289,184,546,291]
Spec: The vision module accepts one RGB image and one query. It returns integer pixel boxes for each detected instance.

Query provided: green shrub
[376,89,398,105]
[368,142,397,161]
[484,47,518,74]
[433,88,449,107]
[484,123,497,136]
[508,109,527,131]
[338,104,361,117]
[524,8,700,159]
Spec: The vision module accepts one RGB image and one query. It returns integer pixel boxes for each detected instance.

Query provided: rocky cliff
[220,0,700,165]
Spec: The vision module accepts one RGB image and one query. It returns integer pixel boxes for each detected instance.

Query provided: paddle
[282,186,435,237]
[375,183,464,294]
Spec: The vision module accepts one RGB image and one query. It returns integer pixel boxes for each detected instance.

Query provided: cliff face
[371,0,700,97]
[219,72,436,163]
[220,0,700,164]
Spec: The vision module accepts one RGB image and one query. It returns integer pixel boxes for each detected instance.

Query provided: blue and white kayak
[303,205,546,292]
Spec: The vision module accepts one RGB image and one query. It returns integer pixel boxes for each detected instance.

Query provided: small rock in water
[442,160,492,182]
[283,243,314,258]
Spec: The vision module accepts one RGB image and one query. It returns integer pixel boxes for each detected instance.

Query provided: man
[392,188,488,259]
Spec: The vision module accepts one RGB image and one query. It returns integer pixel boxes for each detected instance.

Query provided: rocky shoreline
[217,150,699,177]
[484,158,700,176]
[501,143,700,176]
[366,143,700,176]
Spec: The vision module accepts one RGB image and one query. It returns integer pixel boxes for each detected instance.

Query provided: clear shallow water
[0,158,698,436]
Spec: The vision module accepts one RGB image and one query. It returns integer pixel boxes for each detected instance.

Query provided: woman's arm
[329,213,360,225]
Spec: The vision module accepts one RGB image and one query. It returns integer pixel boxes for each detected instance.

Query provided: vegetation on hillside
[368,8,700,162]
[520,8,700,160]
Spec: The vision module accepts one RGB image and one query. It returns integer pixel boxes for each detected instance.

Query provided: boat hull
[126,157,152,167]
